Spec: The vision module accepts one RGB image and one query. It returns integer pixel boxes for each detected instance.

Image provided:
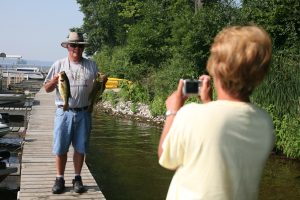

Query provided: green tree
[241,0,300,48]
[117,0,143,30]
[124,0,173,79]
[77,0,128,56]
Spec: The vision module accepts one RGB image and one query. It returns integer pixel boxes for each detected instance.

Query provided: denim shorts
[53,108,92,155]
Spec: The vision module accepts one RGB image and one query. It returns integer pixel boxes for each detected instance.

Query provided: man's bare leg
[73,151,84,175]
[56,153,67,176]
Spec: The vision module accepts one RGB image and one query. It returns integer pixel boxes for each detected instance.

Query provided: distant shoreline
[0,60,53,67]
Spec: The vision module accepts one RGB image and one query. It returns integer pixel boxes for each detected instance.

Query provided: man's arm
[44,75,59,93]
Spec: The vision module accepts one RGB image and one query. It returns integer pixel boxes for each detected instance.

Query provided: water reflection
[259,155,300,199]
[87,112,300,200]
[0,137,21,200]
[87,112,173,200]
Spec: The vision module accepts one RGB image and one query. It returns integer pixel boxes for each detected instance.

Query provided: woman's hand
[165,79,187,113]
[199,75,212,103]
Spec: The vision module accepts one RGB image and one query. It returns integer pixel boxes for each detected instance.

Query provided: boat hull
[0,122,10,137]
[0,93,26,105]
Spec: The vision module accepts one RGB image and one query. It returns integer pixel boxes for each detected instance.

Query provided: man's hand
[44,74,59,93]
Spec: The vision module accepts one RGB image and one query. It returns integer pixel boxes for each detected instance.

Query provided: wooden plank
[19,88,105,200]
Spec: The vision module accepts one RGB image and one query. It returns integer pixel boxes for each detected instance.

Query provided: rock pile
[96,101,165,125]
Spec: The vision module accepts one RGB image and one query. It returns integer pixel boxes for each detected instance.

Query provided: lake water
[87,112,300,200]
[87,112,173,200]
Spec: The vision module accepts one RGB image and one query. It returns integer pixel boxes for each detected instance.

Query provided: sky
[0,0,84,63]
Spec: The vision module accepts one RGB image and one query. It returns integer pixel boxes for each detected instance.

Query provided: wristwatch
[165,110,177,117]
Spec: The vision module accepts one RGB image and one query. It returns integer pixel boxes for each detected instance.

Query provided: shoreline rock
[95,101,165,126]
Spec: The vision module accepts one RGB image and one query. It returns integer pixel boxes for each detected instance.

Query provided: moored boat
[0,151,17,182]
[0,123,9,137]
[0,114,10,137]
[1,67,45,80]
[106,77,132,89]
[0,93,26,105]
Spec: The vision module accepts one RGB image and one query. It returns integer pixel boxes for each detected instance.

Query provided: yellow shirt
[159,101,274,200]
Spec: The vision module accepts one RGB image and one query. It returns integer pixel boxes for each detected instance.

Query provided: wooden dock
[18,88,105,199]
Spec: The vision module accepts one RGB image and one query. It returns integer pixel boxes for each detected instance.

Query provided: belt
[58,105,88,112]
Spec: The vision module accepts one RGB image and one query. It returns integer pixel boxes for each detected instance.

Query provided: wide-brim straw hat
[61,32,88,48]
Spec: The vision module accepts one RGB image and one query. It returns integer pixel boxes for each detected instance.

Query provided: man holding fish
[44,31,107,194]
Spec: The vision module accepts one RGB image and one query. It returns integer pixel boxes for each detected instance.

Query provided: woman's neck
[215,78,250,102]
[217,91,250,102]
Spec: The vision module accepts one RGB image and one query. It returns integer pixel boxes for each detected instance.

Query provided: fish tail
[63,104,69,111]
[87,105,93,113]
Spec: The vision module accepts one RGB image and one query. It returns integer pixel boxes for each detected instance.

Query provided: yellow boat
[105,78,132,89]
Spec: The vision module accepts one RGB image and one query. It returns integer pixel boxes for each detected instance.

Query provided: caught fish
[58,71,71,111]
[88,73,107,112]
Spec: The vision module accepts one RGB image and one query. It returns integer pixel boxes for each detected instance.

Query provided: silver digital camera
[182,79,202,96]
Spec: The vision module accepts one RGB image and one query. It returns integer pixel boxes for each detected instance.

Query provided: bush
[119,82,150,104]
[147,55,198,99]
[276,116,300,158]
[102,90,119,107]
[94,46,130,79]
[264,105,300,158]
[150,95,165,117]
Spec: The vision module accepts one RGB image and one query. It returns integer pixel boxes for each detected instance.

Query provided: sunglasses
[69,43,84,48]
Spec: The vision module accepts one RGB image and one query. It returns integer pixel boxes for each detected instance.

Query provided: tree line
[75,0,300,158]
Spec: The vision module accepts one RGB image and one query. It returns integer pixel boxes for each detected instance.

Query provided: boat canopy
[16,67,40,72]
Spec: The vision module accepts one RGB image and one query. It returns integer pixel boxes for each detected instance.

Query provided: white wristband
[165,110,177,117]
